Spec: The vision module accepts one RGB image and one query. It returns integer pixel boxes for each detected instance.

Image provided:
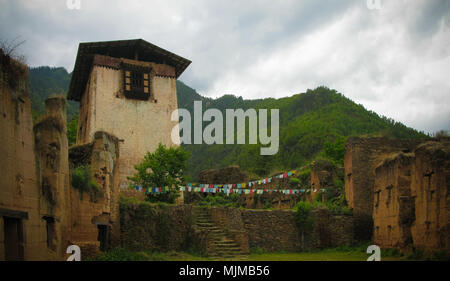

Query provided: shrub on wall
[71,165,100,199]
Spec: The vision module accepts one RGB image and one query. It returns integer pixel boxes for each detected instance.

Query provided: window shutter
[122,63,152,100]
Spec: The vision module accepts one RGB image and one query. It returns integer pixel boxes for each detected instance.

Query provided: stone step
[213,247,242,252]
[212,239,236,244]
[196,222,214,226]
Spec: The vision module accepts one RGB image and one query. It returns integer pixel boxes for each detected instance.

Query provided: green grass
[93,246,419,261]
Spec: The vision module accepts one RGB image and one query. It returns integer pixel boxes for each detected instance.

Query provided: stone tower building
[67,39,191,189]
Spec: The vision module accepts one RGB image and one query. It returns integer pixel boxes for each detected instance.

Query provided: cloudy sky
[1,0,449,133]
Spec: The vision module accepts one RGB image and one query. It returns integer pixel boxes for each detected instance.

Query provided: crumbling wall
[410,140,450,253]
[309,159,336,203]
[344,137,423,241]
[373,152,415,250]
[120,200,194,252]
[68,131,120,258]
[34,96,70,259]
[0,51,53,260]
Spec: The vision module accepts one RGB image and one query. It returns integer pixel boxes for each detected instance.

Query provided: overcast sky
[1,0,449,133]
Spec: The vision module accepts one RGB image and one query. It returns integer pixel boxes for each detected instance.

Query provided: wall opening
[97,224,110,252]
[3,217,24,261]
[43,216,56,250]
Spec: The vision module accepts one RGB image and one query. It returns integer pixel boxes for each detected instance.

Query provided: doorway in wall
[97,224,110,252]
[3,217,24,261]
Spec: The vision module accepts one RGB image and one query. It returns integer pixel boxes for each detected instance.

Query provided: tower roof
[67,39,191,101]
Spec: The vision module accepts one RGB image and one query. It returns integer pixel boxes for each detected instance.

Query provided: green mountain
[177,82,426,179]
[28,66,79,121]
[29,67,427,180]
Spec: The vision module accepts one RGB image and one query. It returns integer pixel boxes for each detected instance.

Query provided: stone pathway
[194,208,248,261]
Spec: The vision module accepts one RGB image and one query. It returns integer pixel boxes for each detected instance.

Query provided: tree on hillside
[127,144,190,203]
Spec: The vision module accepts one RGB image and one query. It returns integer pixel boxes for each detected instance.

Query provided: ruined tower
[67,39,191,189]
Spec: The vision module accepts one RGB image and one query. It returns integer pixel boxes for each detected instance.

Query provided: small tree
[295,201,314,250]
[127,143,190,203]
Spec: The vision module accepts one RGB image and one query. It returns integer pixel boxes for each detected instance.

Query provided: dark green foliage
[179,85,427,180]
[67,115,78,146]
[93,247,167,261]
[294,201,314,232]
[127,143,190,203]
[198,193,240,208]
[28,66,79,122]
[323,136,347,165]
[71,165,99,198]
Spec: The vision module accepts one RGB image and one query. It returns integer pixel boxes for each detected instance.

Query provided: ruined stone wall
[369,138,449,254]
[410,140,450,253]
[0,56,52,260]
[344,137,424,241]
[33,97,70,259]
[76,60,180,191]
[209,207,354,252]
[373,152,415,250]
[344,137,421,218]
[68,131,120,258]
[120,201,194,252]
[309,159,337,203]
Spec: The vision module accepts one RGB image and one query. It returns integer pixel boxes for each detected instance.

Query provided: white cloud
[0,0,448,133]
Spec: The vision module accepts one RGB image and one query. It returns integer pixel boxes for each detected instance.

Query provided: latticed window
[123,63,151,100]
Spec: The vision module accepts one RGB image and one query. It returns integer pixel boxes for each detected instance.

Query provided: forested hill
[29,66,78,121]
[29,67,427,180]
[176,81,426,179]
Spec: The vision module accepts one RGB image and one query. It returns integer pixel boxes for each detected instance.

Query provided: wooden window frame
[122,63,151,101]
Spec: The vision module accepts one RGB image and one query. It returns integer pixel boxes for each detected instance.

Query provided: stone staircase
[194,208,248,260]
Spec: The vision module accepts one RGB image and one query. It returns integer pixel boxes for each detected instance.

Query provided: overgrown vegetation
[127,143,190,203]
[93,247,168,261]
[71,165,100,199]
[198,193,241,208]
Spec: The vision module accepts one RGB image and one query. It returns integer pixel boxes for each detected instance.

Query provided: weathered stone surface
[373,152,415,250]
[34,96,70,259]
[410,140,450,253]
[68,131,121,256]
[345,137,423,218]
[309,159,337,203]
[350,137,450,255]
[208,207,354,252]
[120,202,194,252]
[0,54,55,261]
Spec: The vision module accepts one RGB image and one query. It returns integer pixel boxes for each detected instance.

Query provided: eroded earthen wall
[410,140,450,253]
[344,137,423,241]
[0,59,51,260]
[34,96,70,259]
[68,131,120,258]
[373,152,415,250]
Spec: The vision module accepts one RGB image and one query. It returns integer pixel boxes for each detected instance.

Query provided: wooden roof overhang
[67,39,191,101]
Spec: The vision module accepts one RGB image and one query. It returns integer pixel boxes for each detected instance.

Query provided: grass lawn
[247,251,408,261]
[93,246,416,261]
